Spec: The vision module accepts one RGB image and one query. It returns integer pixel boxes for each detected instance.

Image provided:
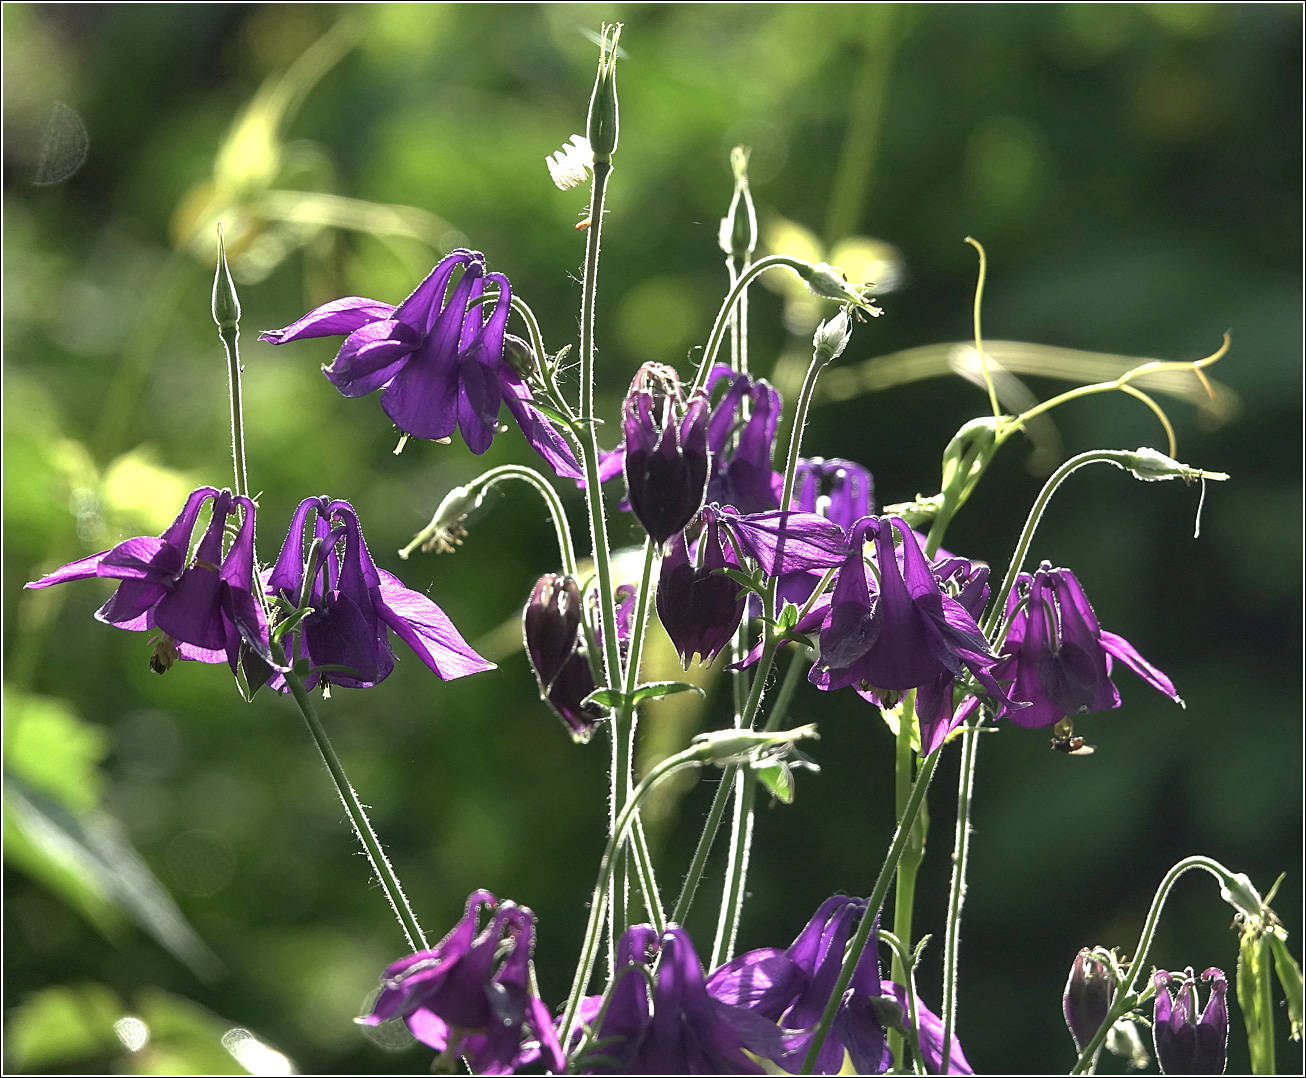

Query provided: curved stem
[801,747,943,1074]
[690,255,809,394]
[219,325,248,499]
[284,665,427,951]
[1069,856,1244,1074]
[963,237,1000,419]
[562,747,708,1041]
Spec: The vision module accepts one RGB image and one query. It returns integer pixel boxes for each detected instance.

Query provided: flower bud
[524,575,583,694]
[812,309,852,365]
[503,333,537,377]
[1124,446,1230,484]
[622,363,710,545]
[211,224,241,331]
[1153,967,1228,1075]
[655,510,745,667]
[1063,947,1119,1053]
[691,724,819,767]
[586,24,621,162]
[718,146,757,260]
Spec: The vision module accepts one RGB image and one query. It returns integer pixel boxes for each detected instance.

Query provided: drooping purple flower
[791,458,875,530]
[260,251,580,479]
[25,486,270,674]
[576,925,783,1074]
[704,364,782,514]
[656,507,745,667]
[991,562,1182,729]
[1152,967,1228,1075]
[361,890,565,1075]
[523,573,603,742]
[622,363,710,545]
[1062,947,1119,1056]
[810,517,1015,753]
[266,497,493,690]
[877,980,974,1075]
[707,895,892,1075]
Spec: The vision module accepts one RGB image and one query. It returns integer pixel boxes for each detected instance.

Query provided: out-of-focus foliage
[3,4,1300,1074]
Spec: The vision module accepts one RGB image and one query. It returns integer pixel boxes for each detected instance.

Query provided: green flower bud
[1124,446,1230,484]
[691,724,819,767]
[718,145,757,260]
[503,333,537,377]
[586,24,621,162]
[812,309,852,365]
[211,224,241,331]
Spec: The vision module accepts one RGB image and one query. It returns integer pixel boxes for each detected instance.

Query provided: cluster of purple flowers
[28,491,492,693]
[364,891,971,1076]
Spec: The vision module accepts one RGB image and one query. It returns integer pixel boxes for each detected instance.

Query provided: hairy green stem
[801,747,943,1073]
[219,324,248,499]
[938,713,980,1073]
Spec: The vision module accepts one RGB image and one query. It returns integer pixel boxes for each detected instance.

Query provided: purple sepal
[717,507,850,574]
[879,980,974,1075]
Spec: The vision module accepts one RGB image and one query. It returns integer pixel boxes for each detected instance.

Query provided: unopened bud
[586,24,622,162]
[1125,446,1229,484]
[691,724,818,766]
[503,333,537,377]
[812,309,852,365]
[718,146,757,260]
[1063,947,1119,1053]
[212,224,241,331]
[796,260,882,316]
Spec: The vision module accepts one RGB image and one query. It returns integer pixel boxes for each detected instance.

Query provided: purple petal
[260,297,396,344]
[456,356,502,455]
[394,251,474,333]
[1100,630,1182,702]
[27,548,115,589]
[374,569,496,679]
[498,364,582,480]
[379,331,460,441]
[724,509,850,574]
[323,320,421,397]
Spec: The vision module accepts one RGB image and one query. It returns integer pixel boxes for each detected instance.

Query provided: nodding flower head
[704,365,782,515]
[656,508,746,667]
[1152,967,1228,1075]
[362,890,564,1075]
[259,251,579,479]
[266,498,493,690]
[25,486,269,676]
[992,562,1182,730]
[622,363,710,545]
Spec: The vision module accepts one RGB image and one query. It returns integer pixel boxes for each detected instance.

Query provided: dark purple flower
[810,517,1015,754]
[707,895,891,1075]
[992,562,1182,729]
[576,925,783,1074]
[1063,947,1118,1055]
[791,458,875,529]
[704,365,782,514]
[622,363,710,545]
[25,486,269,674]
[260,251,579,479]
[714,505,849,576]
[1152,967,1228,1075]
[656,508,745,667]
[877,981,973,1075]
[361,890,565,1075]
[523,573,603,742]
[267,497,493,690]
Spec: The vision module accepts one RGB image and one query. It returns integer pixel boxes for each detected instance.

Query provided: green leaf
[756,763,794,804]
[583,681,705,712]
[4,777,222,981]
[776,601,800,634]
[583,688,624,710]
[1270,933,1305,1042]
[718,567,764,596]
[1238,928,1276,1075]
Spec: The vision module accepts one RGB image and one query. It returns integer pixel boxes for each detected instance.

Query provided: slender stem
[562,748,708,1041]
[963,237,1001,419]
[938,713,981,1074]
[671,767,734,927]
[629,815,666,933]
[891,691,921,993]
[981,450,1136,639]
[690,255,808,394]
[219,325,248,499]
[879,929,927,1076]
[801,747,943,1074]
[1069,856,1243,1074]
[284,666,427,951]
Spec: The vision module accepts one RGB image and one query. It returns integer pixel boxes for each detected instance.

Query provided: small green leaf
[756,764,794,804]
[631,681,705,704]
[718,567,763,596]
[776,601,800,634]
[1269,933,1304,1042]
[1238,928,1276,1075]
[582,688,624,710]
[529,400,578,431]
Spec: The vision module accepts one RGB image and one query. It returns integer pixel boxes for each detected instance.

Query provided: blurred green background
[4,4,1301,1073]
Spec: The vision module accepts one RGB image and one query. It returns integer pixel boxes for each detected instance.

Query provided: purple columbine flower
[260,250,580,479]
[266,497,493,690]
[1063,947,1119,1056]
[704,364,782,514]
[707,895,892,1075]
[656,507,745,667]
[523,573,603,742]
[25,486,269,674]
[621,363,711,545]
[810,517,1016,754]
[361,890,565,1075]
[1152,967,1228,1075]
[575,925,783,1074]
[791,458,875,530]
[991,562,1182,729]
